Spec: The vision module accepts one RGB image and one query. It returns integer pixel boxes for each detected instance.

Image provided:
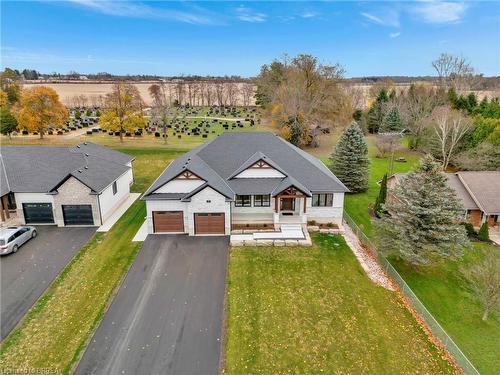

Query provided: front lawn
[393,242,500,375]
[0,149,177,374]
[225,233,455,374]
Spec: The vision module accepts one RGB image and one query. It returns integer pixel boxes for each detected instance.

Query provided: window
[312,193,333,207]
[112,181,117,195]
[235,195,251,207]
[254,194,270,207]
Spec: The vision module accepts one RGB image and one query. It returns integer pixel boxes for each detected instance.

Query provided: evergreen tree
[330,121,370,192]
[374,173,388,217]
[380,106,403,133]
[0,106,17,138]
[478,221,489,241]
[367,89,389,133]
[375,155,469,267]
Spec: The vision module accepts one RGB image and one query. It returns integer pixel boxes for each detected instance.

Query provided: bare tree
[241,83,255,107]
[226,82,239,107]
[149,83,177,144]
[461,251,500,321]
[344,83,366,110]
[429,106,472,170]
[432,53,481,91]
[214,80,226,106]
[374,134,400,158]
[399,84,445,149]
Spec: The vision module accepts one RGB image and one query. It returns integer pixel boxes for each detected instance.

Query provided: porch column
[275,194,279,213]
[303,196,307,213]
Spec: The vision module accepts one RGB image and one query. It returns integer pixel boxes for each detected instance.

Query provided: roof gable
[0,144,132,194]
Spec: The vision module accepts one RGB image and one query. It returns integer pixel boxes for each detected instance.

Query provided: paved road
[0,226,95,339]
[76,235,229,375]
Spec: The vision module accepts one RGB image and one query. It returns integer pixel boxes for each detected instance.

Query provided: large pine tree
[330,121,370,192]
[375,155,469,267]
[379,106,403,133]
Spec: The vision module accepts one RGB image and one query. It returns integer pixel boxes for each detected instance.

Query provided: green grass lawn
[225,233,455,374]
[393,242,500,375]
[331,136,499,374]
[0,149,177,374]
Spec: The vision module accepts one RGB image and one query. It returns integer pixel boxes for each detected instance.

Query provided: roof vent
[78,169,82,173]
[85,153,89,157]
[83,142,87,145]
[84,166,88,169]
[76,145,81,148]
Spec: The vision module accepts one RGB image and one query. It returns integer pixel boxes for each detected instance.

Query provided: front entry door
[280,198,295,211]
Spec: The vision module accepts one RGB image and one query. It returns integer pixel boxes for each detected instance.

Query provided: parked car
[0,226,37,255]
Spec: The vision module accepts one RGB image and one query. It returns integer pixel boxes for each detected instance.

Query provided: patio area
[230,224,312,246]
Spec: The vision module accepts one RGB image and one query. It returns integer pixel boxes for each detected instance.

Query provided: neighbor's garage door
[23,203,54,224]
[62,205,94,225]
[153,211,184,233]
[194,213,225,235]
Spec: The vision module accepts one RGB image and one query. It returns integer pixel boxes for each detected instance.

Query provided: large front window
[253,194,270,207]
[312,193,333,207]
[235,195,251,207]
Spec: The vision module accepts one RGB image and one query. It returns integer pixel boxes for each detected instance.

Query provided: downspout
[97,193,103,226]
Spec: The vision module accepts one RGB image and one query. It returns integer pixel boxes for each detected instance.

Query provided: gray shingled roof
[390,172,499,214]
[456,171,500,214]
[0,143,132,194]
[144,132,348,201]
[445,174,478,210]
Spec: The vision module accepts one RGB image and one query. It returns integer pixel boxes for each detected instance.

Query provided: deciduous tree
[0,106,18,138]
[329,121,370,192]
[461,251,500,321]
[429,106,472,170]
[149,82,177,144]
[375,155,468,268]
[15,86,68,138]
[99,83,145,142]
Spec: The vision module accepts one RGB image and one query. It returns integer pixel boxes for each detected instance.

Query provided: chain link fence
[343,211,480,375]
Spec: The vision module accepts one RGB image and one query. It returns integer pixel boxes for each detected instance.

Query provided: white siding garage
[146,187,231,236]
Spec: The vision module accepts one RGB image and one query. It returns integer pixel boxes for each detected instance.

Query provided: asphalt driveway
[0,226,95,339]
[76,235,229,375]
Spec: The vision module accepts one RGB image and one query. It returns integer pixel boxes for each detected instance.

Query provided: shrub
[326,222,334,228]
[461,222,477,237]
[308,220,317,226]
[478,222,489,241]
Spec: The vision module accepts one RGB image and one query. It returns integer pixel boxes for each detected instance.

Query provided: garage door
[62,205,94,225]
[153,211,184,233]
[194,213,225,235]
[23,203,54,224]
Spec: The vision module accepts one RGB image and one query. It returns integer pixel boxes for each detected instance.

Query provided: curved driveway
[76,235,229,375]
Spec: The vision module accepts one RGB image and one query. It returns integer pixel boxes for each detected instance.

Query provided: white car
[0,226,37,255]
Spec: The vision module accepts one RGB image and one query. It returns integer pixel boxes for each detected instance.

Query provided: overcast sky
[2,1,499,77]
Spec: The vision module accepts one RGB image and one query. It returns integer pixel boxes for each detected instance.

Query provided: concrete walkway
[97,193,140,232]
[132,220,148,242]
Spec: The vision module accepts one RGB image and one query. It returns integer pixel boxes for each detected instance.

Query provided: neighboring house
[0,142,134,227]
[387,171,500,228]
[143,132,349,236]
